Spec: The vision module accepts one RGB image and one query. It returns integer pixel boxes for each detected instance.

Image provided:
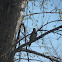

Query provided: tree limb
[17,20,62,43]
[17,48,60,62]
[16,25,62,50]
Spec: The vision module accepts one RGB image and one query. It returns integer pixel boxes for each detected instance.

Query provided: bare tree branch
[24,12,62,17]
[13,25,62,62]
[17,48,60,62]
[14,58,43,62]
[37,20,62,31]
[17,20,62,43]
[16,25,62,50]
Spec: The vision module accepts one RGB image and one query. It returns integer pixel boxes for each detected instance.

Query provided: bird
[29,28,37,46]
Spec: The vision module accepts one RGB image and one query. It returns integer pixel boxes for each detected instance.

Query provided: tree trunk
[0,0,27,62]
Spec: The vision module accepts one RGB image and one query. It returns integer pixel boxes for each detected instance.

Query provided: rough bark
[0,0,27,62]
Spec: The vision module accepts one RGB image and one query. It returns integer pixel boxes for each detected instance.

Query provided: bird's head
[33,28,36,33]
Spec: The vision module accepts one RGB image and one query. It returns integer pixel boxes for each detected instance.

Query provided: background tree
[15,0,62,62]
[0,0,62,62]
[0,0,28,62]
